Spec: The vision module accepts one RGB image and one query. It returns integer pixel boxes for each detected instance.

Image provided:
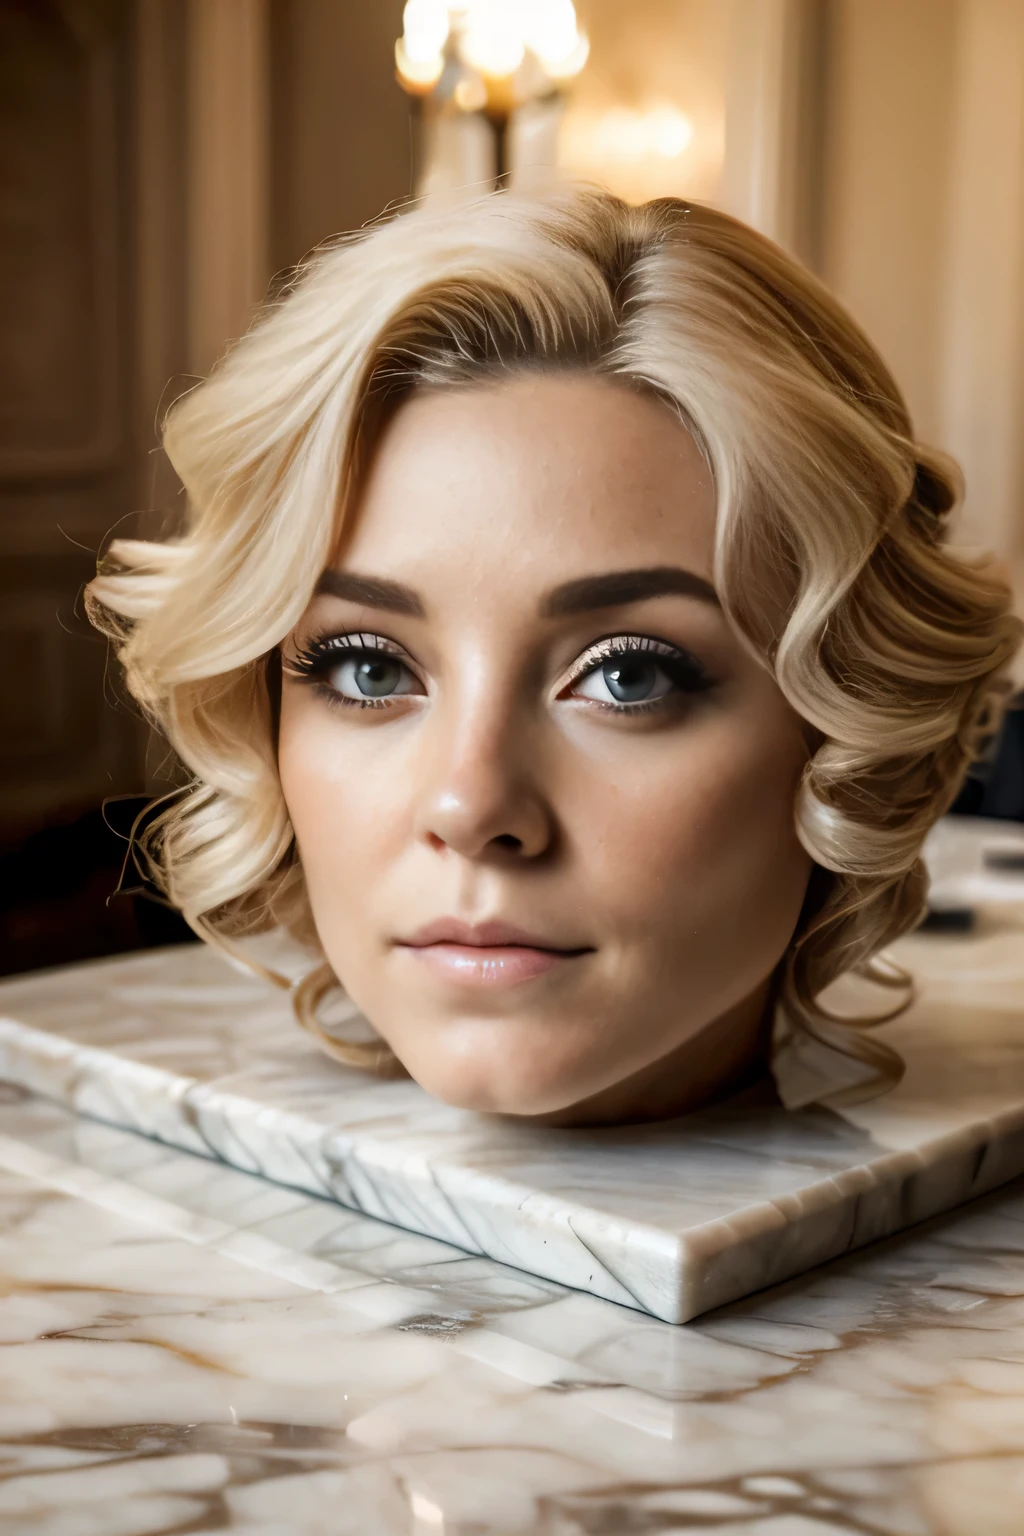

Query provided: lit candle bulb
[457,0,525,79]
[523,0,589,79]
[395,0,449,91]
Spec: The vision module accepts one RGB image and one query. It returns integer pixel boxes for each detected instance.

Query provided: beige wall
[818,0,959,445]
[941,0,1024,559]
[816,0,1024,563]
[560,0,729,202]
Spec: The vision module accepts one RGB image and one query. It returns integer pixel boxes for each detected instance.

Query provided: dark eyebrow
[314,570,425,617]
[542,566,719,617]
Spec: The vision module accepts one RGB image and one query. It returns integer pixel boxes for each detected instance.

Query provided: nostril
[494,833,523,851]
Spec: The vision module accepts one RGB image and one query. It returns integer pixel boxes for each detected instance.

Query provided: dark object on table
[951,693,1024,822]
[984,848,1024,872]
[919,906,976,934]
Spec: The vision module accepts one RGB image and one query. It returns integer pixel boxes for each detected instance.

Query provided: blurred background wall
[1,0,1022,973]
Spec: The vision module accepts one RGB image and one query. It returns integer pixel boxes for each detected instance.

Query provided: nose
[415,698,554,862]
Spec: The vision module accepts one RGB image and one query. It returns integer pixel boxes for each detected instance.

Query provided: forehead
[339,374,716,584]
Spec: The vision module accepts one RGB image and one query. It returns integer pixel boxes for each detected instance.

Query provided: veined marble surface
[1,1083,1023,1535]
[0,868,1023,1322]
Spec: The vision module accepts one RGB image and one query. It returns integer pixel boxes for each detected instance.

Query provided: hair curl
[87,188,1021,1096]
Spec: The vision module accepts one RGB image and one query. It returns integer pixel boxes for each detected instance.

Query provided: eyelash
[285,632,413,710]
[562,634,712,714]
[284,631,713,714]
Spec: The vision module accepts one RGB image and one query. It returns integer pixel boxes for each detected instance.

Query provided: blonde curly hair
[88,188,1021,1094]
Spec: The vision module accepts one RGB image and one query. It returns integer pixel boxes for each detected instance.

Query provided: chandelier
[395,1,590,181]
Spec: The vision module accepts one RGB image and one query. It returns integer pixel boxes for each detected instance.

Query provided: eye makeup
[284,632,424,710]
[560,634,714,714]
[284,628,714,717]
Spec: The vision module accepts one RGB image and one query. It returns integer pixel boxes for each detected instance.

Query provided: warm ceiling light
[537,31,589,81]
[395,1,591,106]
[587,105,694,164]
[401,0,449,63]
[453,74,488,112]
[457,0,525,79]
[395,37,445,90]
[523,0,586,75]
[648,106,694,158]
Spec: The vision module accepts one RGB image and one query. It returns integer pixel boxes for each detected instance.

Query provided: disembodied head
[89,189,1020,1124]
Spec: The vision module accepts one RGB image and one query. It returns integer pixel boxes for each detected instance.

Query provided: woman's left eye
[568,641,709,710]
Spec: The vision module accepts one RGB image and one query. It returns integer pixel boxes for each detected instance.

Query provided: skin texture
[278,374,813,1125]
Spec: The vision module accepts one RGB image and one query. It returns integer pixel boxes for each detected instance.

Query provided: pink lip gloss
[400,943,578,987]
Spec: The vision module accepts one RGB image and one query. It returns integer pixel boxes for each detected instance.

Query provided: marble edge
[686,1114,1024,1318]
[0,1013,682,1316]
[5,1011,1024,1323]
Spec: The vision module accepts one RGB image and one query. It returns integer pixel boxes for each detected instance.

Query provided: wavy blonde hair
[88,187,1020,1092]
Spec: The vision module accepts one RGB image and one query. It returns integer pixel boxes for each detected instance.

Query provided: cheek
[276,701,409,896]
[574,703,810,945]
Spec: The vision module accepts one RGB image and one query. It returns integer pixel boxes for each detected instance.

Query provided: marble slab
[0,884,1023,1325]
[5,1085,1024,1534]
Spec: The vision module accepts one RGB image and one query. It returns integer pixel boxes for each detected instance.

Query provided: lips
[402,918,582,950]
[395,918,592,988]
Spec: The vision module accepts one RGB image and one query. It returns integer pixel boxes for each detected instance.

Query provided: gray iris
[355,658,402,697]
[603,658,658,702]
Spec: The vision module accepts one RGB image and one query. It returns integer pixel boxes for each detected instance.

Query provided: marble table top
[1,866,1024,1325]
[1,1080,1023,1535]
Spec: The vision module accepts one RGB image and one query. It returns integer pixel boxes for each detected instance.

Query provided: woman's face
[279,375,812,1125]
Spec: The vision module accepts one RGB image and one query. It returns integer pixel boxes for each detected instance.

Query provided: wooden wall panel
[0,0,139,837]
[269,0,411,274]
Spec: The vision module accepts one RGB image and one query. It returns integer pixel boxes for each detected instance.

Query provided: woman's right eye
[287,635,424,708]
[326,652,420,702]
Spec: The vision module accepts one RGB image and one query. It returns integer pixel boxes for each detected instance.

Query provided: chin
[398,1027,591,1119]
[414,1064,576,1118]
